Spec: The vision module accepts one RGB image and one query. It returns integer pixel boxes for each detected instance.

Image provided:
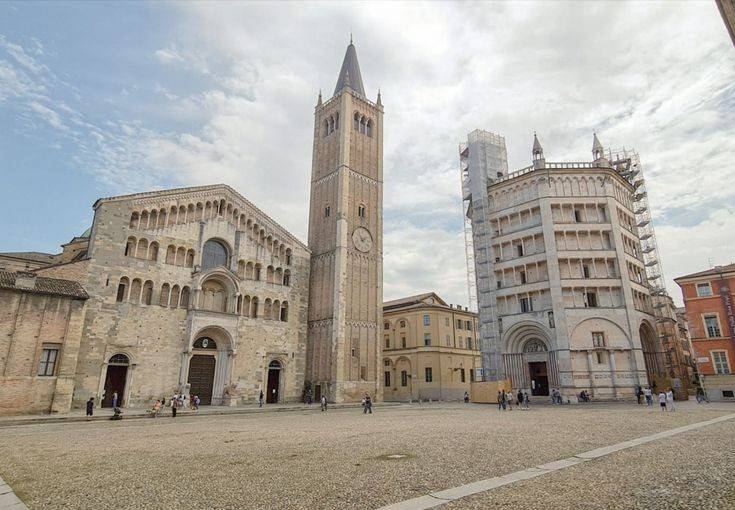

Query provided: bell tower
[306,40,384,402]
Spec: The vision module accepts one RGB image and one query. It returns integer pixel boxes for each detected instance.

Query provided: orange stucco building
[675,263,735,400]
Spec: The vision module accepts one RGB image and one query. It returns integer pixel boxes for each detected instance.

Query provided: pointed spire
[532,132,543,155]
[333,39,365,97]
[592,132,604,160]
[532,132,545,169]
[376,88,382,106]
[317,89,322,106]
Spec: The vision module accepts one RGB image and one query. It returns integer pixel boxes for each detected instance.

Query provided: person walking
[259,390,264,408]
[111,391,119,409]
[86,397,95,417]
[666,388,675,412]
[644,386,653,408]
[363,393,373,414]
[500,390,507,410]
[320,395,327,412]
[516,391,524,408]
[658,391,667,412]
[523,392,530,409]
[464,391,470,404]
[171,396,179,418]
[506,390,513,411]
[497,391,503,411]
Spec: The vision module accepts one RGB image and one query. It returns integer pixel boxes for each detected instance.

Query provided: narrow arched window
[354,112,360,131]
[325,206,330,218]
[202,239,228,270]
[180,286,190,308]
[366,119,373,137]
[116,277,129,302]
[358,204,366,219]
[159,283,170,307]
[142,280,153,305]
[124,237,136,257]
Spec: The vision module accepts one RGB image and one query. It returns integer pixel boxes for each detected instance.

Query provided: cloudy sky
[1,1,733,306]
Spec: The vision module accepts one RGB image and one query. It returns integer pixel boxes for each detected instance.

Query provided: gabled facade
[37,184,311,409]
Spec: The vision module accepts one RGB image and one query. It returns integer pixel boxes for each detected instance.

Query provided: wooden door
[529,361,549,396]
[102,365,127,407]
[266,368,280,403]
[188,355,216,405]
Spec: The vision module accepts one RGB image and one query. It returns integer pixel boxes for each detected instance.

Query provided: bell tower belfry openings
[306,40,384,403]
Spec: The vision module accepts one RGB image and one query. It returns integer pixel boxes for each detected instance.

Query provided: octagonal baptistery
[465,132,660,401]
[38,184,310,408]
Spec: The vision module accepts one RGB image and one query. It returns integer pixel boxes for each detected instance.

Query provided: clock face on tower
[352,227,373,253]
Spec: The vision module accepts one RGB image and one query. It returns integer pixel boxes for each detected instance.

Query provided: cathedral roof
[334,41,365,97]
[0,271,88,300]
[0,251,58,264]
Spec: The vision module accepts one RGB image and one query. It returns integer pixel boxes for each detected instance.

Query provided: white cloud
[28,101,68,132]
[2,2,734,308]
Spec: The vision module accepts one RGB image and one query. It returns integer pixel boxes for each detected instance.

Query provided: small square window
[696,283,713,297]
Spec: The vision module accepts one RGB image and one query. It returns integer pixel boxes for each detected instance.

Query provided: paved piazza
[0,402,733,509]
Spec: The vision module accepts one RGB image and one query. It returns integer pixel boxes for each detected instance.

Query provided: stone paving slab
[1,402,733,510]
[377,412,735,510]
[0,476,27,510]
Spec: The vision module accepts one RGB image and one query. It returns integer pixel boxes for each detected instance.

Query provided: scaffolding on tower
[460,129,508,382]
[608,147,668,298]
[459,143,478,313]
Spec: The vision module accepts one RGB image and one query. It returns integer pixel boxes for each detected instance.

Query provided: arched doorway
[102,354,129,407]
[188,337,217,405]
[524,339,550,396]
[640,322,661,385]
[266,360,282,403]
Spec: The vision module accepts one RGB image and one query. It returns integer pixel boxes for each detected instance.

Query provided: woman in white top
[666,389,675,411]
[658,391,667,411]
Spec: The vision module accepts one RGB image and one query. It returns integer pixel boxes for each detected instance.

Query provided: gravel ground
[444,420,735,509]
[0,402,731,509]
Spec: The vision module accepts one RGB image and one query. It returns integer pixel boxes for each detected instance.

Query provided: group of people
[634,386,677,411]
[578,390,591,402]
[496,389,530,410]
[146,393,201,418]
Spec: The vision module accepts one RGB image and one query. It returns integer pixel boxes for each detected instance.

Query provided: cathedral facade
[0,42,383,413]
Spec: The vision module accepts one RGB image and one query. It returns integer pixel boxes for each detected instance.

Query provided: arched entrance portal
[640,322,662,386]
[188,337,217,405]
[503,322,557,397]
[266,360,282,403]
[102,354,129,407]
